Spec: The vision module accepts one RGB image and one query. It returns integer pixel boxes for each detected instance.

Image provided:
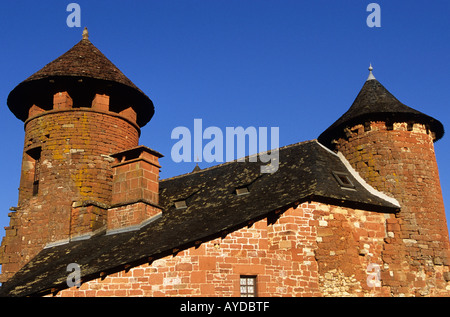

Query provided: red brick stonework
[334,121,450,296]
[52,202,414,297]
[0,91,141,282]
[53,204,320,297]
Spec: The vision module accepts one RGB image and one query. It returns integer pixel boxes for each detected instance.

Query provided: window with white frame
[240,276,257,297]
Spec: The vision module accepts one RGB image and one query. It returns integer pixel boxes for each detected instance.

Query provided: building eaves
[0,140,399,297]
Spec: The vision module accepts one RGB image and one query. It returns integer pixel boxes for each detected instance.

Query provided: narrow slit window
[332,171,355,189]
[27,147,42,196]
[240,276,257,297]
[33,157,41,196]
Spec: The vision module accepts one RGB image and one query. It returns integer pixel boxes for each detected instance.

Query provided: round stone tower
[318,66,450,295]
[0,29,155,282]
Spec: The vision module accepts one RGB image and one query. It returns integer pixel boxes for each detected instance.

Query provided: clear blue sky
[0,1,449,247]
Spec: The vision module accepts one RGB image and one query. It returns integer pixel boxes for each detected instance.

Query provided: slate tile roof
[0,140,399,297]
[24,37,139,90]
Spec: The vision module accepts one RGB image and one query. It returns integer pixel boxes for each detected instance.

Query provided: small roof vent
[235,186,250,196]
[174,200,187,209]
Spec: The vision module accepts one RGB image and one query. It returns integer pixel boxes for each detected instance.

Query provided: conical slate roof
[7,29,154,127]
[318,69,444,148]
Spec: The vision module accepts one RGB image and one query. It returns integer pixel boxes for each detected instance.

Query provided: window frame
[240,275,257,297]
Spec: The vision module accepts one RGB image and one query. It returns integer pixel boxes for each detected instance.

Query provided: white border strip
[315,140,400,208]
[336,151,400,207]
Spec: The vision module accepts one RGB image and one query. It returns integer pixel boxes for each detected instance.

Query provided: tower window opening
[32,157,41,196]
[27,147,42,196]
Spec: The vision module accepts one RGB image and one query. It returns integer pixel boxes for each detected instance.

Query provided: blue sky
[0,1,449,246]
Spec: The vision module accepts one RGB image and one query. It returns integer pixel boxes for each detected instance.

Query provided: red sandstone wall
[21,109,139,204]
[54,202,446,297]
[56,203,321,297]
[334,121,450,296]
[0,108,140,282]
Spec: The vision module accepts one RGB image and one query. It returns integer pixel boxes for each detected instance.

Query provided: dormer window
[332,171,355,190]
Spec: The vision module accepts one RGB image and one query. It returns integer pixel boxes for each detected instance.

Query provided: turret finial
[82,27,89,40]
[367,63,376,81]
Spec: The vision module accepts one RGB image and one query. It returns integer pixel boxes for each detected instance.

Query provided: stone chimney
[107,146,163,233]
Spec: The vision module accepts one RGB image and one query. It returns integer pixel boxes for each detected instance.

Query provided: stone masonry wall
[334,121,450,296]
[52,201,446,297]
[0,107,140,283]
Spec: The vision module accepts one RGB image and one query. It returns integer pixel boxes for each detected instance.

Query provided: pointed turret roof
[7,28,154,127]
[23,28,140,91]
[318,66,444,148]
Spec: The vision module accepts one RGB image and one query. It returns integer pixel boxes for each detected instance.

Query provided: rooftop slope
[0,140,399,297]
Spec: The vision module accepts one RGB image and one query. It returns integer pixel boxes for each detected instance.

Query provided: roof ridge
[160,139,316,182]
